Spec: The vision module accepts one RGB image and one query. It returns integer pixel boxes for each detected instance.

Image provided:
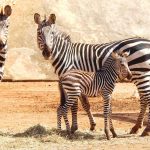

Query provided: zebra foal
[57,52,132,140]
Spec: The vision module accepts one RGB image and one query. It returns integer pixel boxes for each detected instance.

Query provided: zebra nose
[127,73,132,80]
[42,49,50,60]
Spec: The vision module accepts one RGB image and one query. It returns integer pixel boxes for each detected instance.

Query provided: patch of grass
[40,128,106,143]
[10,124,106,143]
[0,131,12,137]
[13,124,48,138]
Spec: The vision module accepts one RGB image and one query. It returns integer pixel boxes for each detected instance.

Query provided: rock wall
[3,0,150,80]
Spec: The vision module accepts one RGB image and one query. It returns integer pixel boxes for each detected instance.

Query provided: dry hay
[13,124,48,138]
[12,125,103,143]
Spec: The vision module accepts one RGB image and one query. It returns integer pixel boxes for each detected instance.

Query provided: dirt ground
[0,82,150,150]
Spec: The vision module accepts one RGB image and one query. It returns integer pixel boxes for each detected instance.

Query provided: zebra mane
[51,24,71,43]
[65,35,71,42]
[100,55,115,71]
[57,32,71,43]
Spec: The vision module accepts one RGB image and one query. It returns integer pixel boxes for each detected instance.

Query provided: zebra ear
[4,5,12,17]
[34,13,41,24]
[48,13,56,24]
[122,51,130,57]
[111,52,119,59]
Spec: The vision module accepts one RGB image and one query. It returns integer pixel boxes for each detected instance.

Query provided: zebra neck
[98,59,118,83]
[51,38,73,76]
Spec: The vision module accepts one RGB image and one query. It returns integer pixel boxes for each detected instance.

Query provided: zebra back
[60,52,131,97]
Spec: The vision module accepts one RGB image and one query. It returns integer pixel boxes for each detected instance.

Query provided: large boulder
[4,48,57,80]
[4,0,150,80]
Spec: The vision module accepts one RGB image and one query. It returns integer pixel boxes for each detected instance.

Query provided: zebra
[57,51,132,140]
[34,13,97,132]
[0,5,12,81]
[34,13,150,136]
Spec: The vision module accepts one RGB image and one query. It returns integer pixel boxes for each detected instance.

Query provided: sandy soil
[0,82,150,150]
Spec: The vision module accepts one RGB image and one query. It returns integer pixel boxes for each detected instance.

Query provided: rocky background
[3,0,150,80]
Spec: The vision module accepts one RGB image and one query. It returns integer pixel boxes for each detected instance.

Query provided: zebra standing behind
[34,13,150,136]
[58,52,132,140]
[0,5,12,81]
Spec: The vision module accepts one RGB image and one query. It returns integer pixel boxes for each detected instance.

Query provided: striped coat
[34,13,150,136]
[58,52,131,140]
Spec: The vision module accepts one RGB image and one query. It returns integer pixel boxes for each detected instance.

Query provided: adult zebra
[34,13,150,136]
[0,5,12,81]
[34,13,97,132]
[58,52,132,140]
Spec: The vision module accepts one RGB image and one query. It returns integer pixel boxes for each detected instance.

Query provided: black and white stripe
[34,14,150,136]
[0,46,7,80]
[0,5,12,81]
[57,53,131,140]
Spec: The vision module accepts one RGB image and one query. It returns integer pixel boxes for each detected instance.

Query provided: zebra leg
[104,103,111,140]
[141,98,150,136]
[57,105,62,131]
[102,93,111,140]
[130,78,150,134]
[109,100,117,138]
[62,108,71,135]
[58,82,69,131]
[80,94,96,131]
[71,101,78,133]
[130,97,147,134]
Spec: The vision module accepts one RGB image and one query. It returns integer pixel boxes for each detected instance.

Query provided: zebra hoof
[130,125,140,134]
[110,128,117,138]
[105,129,111,140]
[90,123,96,131]
[141,128,150,136]
[71,126,78,134]
[106,135,111,140]
[112,133,118,138]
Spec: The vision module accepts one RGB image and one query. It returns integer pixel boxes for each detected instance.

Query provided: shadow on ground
[86,112,148,125]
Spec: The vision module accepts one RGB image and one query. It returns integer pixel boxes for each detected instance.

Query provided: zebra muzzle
[127,73,132,80]
[42,49,50,60]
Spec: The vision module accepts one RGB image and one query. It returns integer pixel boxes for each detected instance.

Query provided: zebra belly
[82,82,102,97]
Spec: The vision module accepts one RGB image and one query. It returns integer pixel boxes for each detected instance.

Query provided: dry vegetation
[0,82,150,149]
